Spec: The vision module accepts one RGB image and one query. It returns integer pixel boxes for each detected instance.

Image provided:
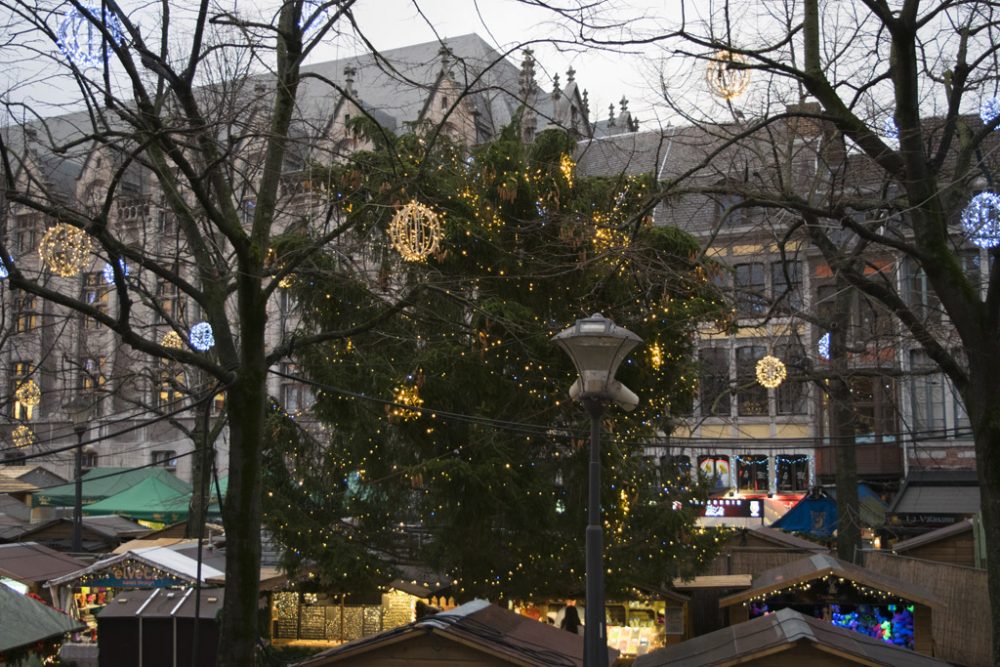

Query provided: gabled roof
[633,607,952,667]
[718,553,941,609]
[295,599,617,667]
[891,518,975,553]
[888,470,980,516]
[46,544,224,588]
[0,542,87,585]
[0,580,84,652]
[735,526,828,551]
[0,470,37,495]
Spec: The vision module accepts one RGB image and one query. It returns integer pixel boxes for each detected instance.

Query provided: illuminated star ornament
[755,355,787,389]
[981,98,1000,127]
[961,192,1000,248]
[102,259,129,284]
[39,223,92,277]
[189,322,215,351]
[57,4,125,69]
[388,200,443,262]
[706,50,751,100]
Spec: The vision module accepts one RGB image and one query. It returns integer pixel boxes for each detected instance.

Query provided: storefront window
[698,455,730,492]
[737,455,769,492]
[777,455,809,492]
[736,346,767,416]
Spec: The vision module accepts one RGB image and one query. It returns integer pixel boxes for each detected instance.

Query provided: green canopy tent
[83,476,196,524]
[32,468,190,508]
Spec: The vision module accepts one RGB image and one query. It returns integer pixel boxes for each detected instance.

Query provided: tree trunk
[831,275,861,562]
[186,398,213,540]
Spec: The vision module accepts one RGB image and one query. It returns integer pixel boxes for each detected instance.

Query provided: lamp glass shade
[552,313,642,398]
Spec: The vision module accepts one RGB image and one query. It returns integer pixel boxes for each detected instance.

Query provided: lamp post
[64,397,91,553]
[552,313,641,667]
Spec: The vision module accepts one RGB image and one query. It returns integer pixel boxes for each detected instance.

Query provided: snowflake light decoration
[189,322,215,351]
[960,192,1000,248]
[102,258,129,284]
[39,224,92,277]
[15,379,41,407]
[388,200,443,262]
[161,331,183,349]
[755,355,787,389]
[57,4,125,69]
[12,425,35,449]
[706,50,751,100]
[981,98,1000,127]
[882,117,899,140]
[818,332,831,360]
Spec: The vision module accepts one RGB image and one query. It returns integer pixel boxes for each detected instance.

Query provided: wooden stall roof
[294,599,617,667]
[0,580,84,653]
[891,519,974,553]
[672,574,752,590]
[740,526,828,552]
[0,470,37,495]
[718,553,941,609]
[0,542,87,585]
[633,608,952,667]
[97,587,225,619]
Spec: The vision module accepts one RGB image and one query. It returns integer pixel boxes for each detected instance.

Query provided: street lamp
[64,396,91,553]
[552,313,641,667]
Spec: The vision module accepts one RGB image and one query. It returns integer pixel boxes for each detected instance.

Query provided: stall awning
[83,476,209,524]
[32,467,191,508]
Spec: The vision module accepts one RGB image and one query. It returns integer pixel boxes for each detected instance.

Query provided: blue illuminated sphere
[882,117,899,140]
[57,5,125,69]
[960,192,1000,248]
[0,258,10,280]
[818,332,831,360]
[102,259,128,284]
[189,322,215,352]
[981,98,1000,127]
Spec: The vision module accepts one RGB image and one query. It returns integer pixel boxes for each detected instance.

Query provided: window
[440,95,449,109]
[280,363,314,414]
[697,455,730,491]
[770,260,802,311]
[734,263,767,316]
[736,455,769,492]
[81,449,98,470]
[857,296,892,338]
[13,213,38,254]
[815,283,837,323]
[909,350,946,437]
[152,450,177,470]
[736,345,767,416]
[11,362,37,421]
[3,452,26,467]
[775,341,808,415]
[156,278,185,323]
[903,259,940,323]
[82,272,108,328]
[776,455,809,492]
[660,454,692,482]
[79,356,107,392]
[698,348,730,416]
[849,375,898,443]
[13,293,39,332]
[716,193,743,225]
[158,366,186,407]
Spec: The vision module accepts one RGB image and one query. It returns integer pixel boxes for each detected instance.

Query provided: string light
[161,331,183,349]
[755,355,787,389]
[56,4,125,69]
[981,98,1000,127]
[960,191,1000,248]
[12,425,35,449]
[14,379,41,407]
[388,201,443,262]
[102,259,128,284]
[559,154,575,186]
[189,322,215,351]
[706,50,751,100]
[649,342,664,371]
[882,117,899,140]
[38,224,91,277]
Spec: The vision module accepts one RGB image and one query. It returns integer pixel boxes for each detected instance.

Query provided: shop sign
[890,513,960,528]
[695,498,763,519]
[85,562,185,588]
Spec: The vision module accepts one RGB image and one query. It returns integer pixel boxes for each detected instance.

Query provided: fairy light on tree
[12,425,35,449]
[649,341,664,371]
[388,200,443,262]
[161,331,183,349]
[755,355,787,389]
[706,50,751,100]
[38,224,92,277]
[390,385,424,421]
[56,4,125,69]
[102,259,128,284]
[960,192,1000,248]
[189,322,215,351]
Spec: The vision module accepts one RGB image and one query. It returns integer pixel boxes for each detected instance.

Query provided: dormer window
[441,95,448,109]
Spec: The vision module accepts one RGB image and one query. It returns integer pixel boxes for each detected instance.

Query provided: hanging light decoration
[649,342,664,371]
[0,257,10,280]
[56,4,125,69]
[388,200,443,262]
[390,385,424,421]
[12,425,35,449]
[818,332,831,360]
[560,154,575,186]
[189,322,215,351]
[38,224,92,277]
[161,331,183,349]
[706,50,751,100]
[102,258,129,285]
[882,117,899,139]
[15,379,41,407]
[960,192,1000,248]
[755,355,787,389]
[981,98,1000,127]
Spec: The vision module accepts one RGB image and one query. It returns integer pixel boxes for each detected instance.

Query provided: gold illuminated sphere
[756,355,787,389]
[38,223,92,277]
[161,331,183,349]
[706,50,751,100]
[12,425,35,448]
[388,201,443,262]
[390,385,424,421]
[14,379,41,407]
